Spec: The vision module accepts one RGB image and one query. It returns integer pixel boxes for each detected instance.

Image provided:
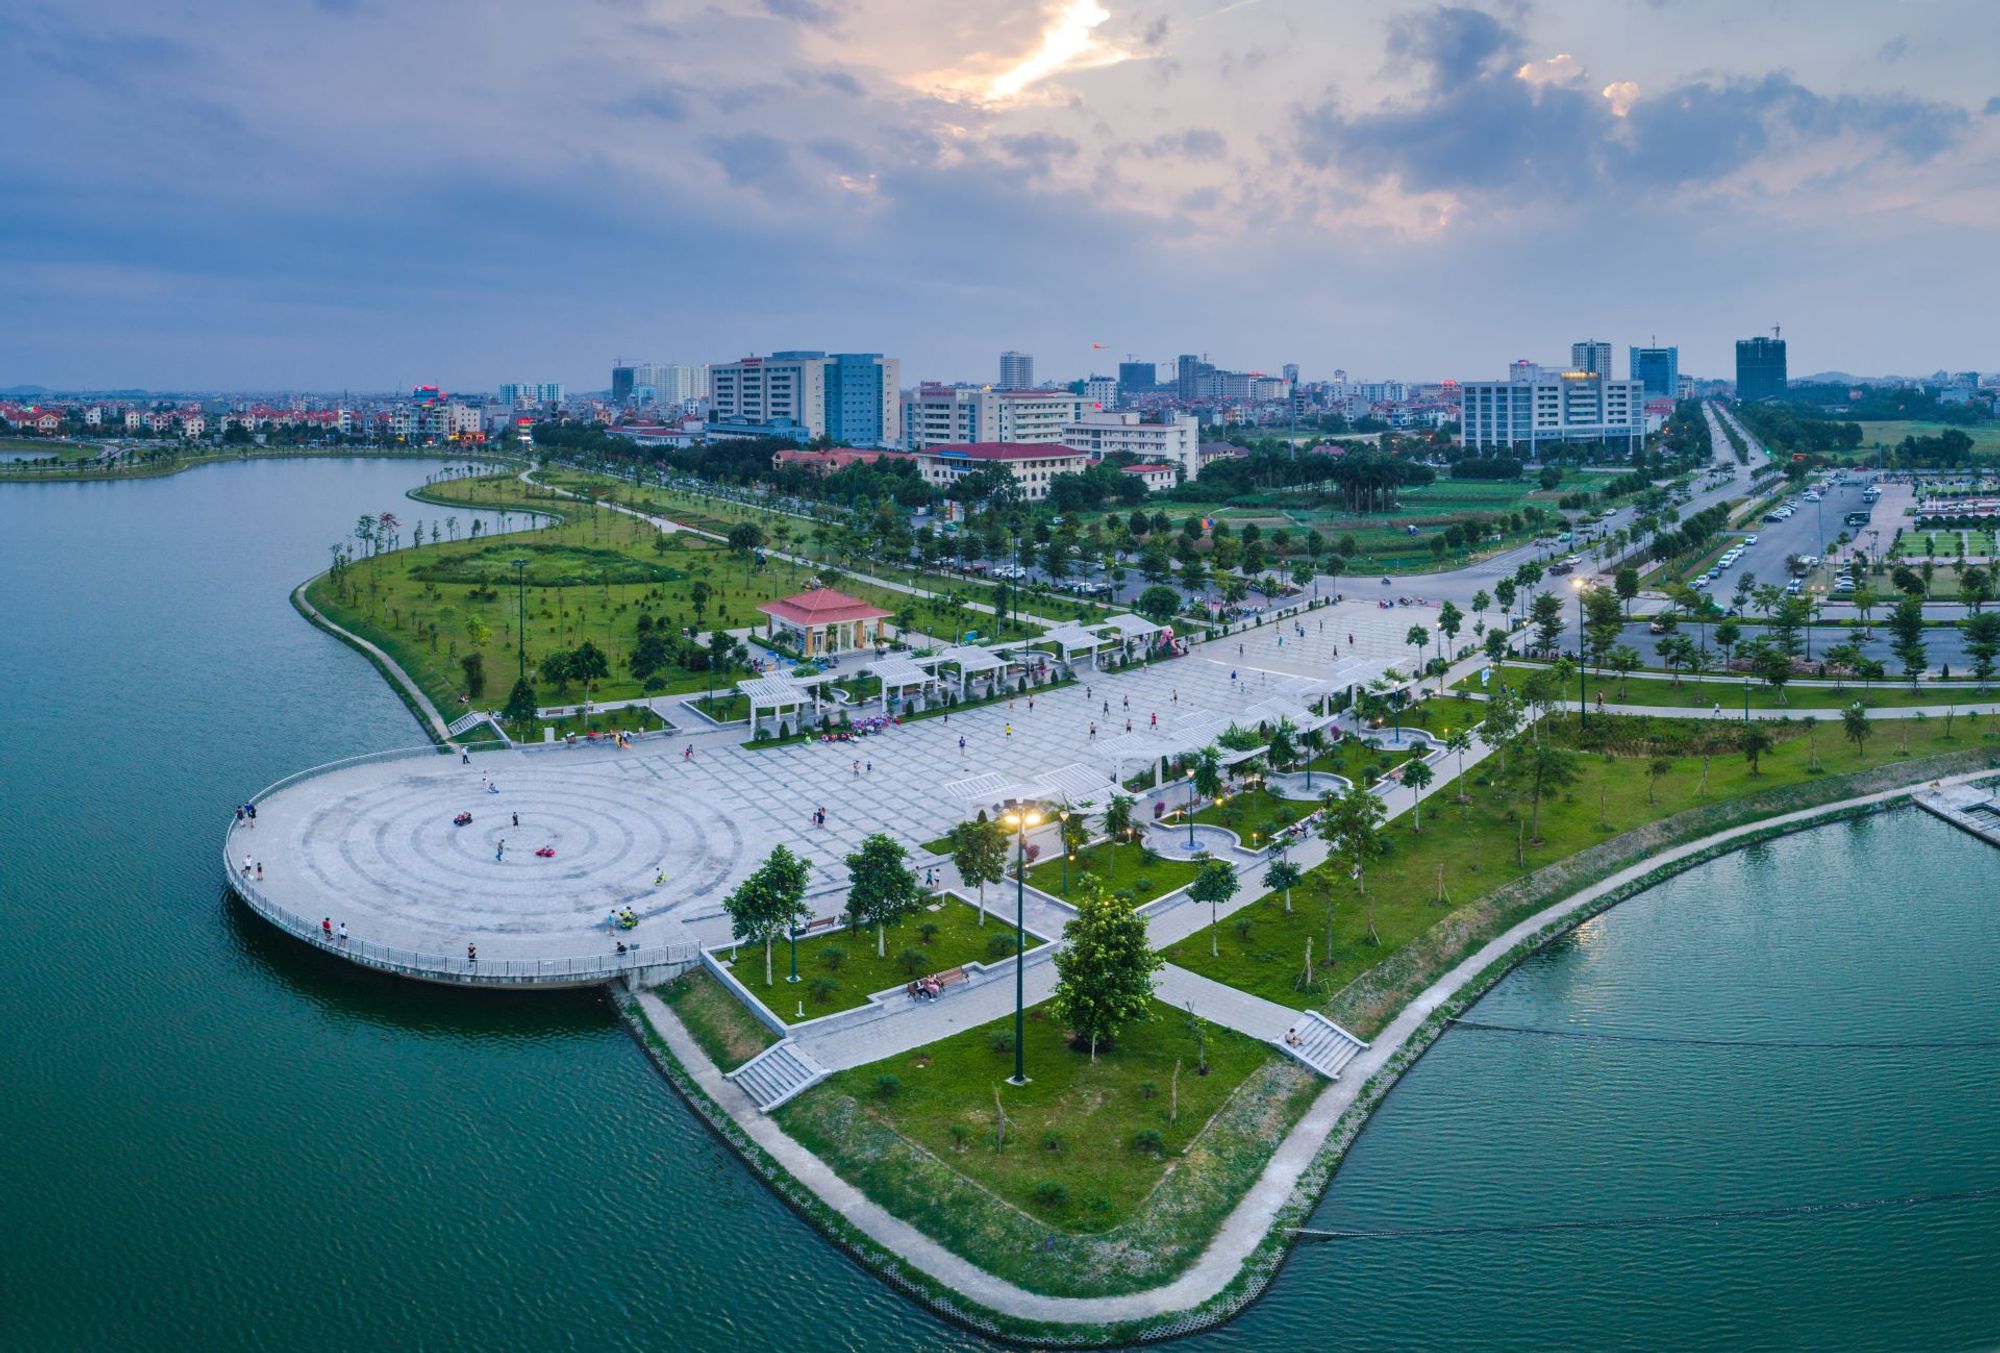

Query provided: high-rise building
[1175,354,1216,401]
[822,353,900,448]
[1736,337,1788,402]
[612,363,704,405]
[900,385,1082,450]
[1082,375,1117,409]
[1570,340,1613,376]
[498,382,565,405]
[1628,346,1679,400]
[1282,363,1300,384]
[1459,366,1646,454]
[1117,361,1156,398]
[709,351,830,442]
[999,351,1034,390]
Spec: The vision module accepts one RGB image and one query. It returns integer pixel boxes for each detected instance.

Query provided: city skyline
[6,1,1998,389]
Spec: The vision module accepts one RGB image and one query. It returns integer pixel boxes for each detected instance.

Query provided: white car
[1745,534,1759,545]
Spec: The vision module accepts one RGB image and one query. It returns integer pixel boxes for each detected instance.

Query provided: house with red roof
[756,587,892,656]
[905,441,1091,501]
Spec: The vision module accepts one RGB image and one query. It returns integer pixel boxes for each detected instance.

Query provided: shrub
[895,947,927,976]
[817,944,847,971]
[1032,1181,1068,1209]
[1133,875,1154,894]
[807,976,839,1004]
[1131,1128,1166,1156]
[948,1123,971,1149]
[1138,844,1161,866]
[1138,1080,1158,1100]
[873,1074,900,1100]
[1040,1130,1064,1154]
[990,1030,1016,1055]
[918,921,941,945]
[1233,917,1254,940]
[987,932,1018,960]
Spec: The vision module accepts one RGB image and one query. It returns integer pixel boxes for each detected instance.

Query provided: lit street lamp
[512,558,529,682]
[1571,575,1588,727]
[999,805,1042,1087]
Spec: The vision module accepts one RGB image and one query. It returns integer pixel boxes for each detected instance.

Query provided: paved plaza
[237,602,1429,972]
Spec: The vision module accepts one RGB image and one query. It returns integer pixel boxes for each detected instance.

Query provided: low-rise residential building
[1120,462,1179,493]
[906,441,1092,502]
[770,447,909,474]
[900,385,1082,450]
[1061,409,1201,479]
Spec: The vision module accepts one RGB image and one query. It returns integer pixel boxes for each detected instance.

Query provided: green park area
[716,898,1035,1021]
[657,968,779,1072]
[303,474,1040,722]
[1847,420,2000,459]
[1025,837,1204,903]
[776,997,1319,1294]
[1457,665,1999,711]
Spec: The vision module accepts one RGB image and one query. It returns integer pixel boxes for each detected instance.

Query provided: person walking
[1004,722,1013,737]
[958,735,966,756]
[234,805,245,827]
[255,862,263,881]
[322,917,333,940]
[242,855,253,879]
[852,759,861,777]
[511,812,519,828]
[337,922,347,944]
[496,839,505,862]
[467,943,477,964]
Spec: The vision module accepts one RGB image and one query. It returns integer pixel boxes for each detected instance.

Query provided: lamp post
[787,922,799,984]
[512,558,529,682]
[1571,575,1588,728]
[1000,806,1042,1087]
[1058,810,1070,896]
[1187,771,1198,849]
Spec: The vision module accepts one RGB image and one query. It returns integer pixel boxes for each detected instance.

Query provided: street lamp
[1058,809,1070,896]
[999,806,1042,1087]
[512,558,529,682]
[1571,575,1588,727]
[787,922,799,984]
[1187,770,1198,849]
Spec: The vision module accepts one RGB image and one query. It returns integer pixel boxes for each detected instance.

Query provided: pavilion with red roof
[756,587,892,657]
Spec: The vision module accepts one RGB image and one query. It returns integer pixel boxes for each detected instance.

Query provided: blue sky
[5,0,1997,391]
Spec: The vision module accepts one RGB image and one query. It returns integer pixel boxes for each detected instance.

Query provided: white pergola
[736,673,834,738]
[863,654,939,712]
[1096,612,1164,660]
[926,644,1013,700]
[1034,623,1114,672]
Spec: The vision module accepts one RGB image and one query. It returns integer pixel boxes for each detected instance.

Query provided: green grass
[718,898,1028,1020]
[1025,837,1203,902]
[656,967,778,1072]
[1164,712,1987,1013]
[1302,739,1427,783]
[1844,420,2000,457]
[776,996,1316,1257]
[1182,787,1315,842]
[1457,664,1996,711]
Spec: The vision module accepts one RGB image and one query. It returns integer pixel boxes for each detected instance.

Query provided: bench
[798,914,842,936]
[907,966,971,1002]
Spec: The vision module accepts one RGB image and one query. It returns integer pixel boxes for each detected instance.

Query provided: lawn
[1181,787,1316,842]
[774,996,1322,1293]
[305,473,1036,717]
[1163,711,1988,1015]
[1458,664,1996,711]
[715,897,1030,1021]
[656,967,778,1072]
[1846,420,2000,458]
[1025,836,1204,902]
[1302,737,1428,783]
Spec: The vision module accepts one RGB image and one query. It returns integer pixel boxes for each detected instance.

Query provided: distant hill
[0,384,49,397]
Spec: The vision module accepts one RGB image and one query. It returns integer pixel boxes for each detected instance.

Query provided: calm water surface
[3,459,1995,1351]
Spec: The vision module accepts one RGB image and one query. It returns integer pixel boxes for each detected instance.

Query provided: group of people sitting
[611,908,640,931]
[452,812,474,827]
[819,715,899,743]
[905,974,949,1001]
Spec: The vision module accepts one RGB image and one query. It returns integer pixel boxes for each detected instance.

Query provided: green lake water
[3,458,1995,1350]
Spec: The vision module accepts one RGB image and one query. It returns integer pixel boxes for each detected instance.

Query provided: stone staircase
[447,710,491,737]
[1278,1010,1368,1080]
[726,1040,830,1112]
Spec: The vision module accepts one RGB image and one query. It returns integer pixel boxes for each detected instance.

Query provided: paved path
[633,763,2000,1329]
[1155,963,1301,1042]
[292,579,453,742]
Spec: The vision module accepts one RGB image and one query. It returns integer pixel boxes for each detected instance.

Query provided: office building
[901,385,1082,450]
[1570,340,1613,377]
[1459,368,1646,453]
[1736,337,1788,402]
[999,351,1034,390]
[498,382,564,406]
[1282,363,1300,384]
[1061,410,1200,480]
[1118,361,1157,397]
[1082,375,1117,409]
[1175,353,1216,401]
[822,352,900,448]
[906,441,1092,502]
[1628,346,1679,400]
[709,351,830,441]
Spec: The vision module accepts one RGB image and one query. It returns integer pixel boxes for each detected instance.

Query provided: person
[958,735,966,757]
[1089,722,1097,739]
[1712,701,1722,718]
[247,803,256,824]
[255,862,263,881]
[1102,700,1110,715]
[616,941,627,956]
[234,805,245,826]
[467,943,477,964]
[511,812,519,828]
[683,744,694,761]
[1122,695,1129,710]
[608,910,619,933]
[322,917,333,939]
[495,839,505,862]
[866,760,873,774]
[1004,722,1012,737]
[337,922,347,944]
[852,759,861,777]
[1027,697,1034,712]
[460,748,471,765]
[1125,719,1133,733]
[1348,633,1354,646]
[242,855,253,878]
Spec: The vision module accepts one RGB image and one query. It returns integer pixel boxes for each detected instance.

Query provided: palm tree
[1402,758,1435,830]
[1444,729,1473,804]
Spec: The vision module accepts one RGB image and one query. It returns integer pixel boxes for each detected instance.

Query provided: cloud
[1385,6,1517,89]
[702,131,795,193]
[1877,35,1908,64]
[761,0,841,30]
[1141,127,1228,161]
[993,131,1081,169]
[1516,53,1586,90]
[1986,96,2000,116]
[1602,81,1640,118]
[935,0,1134,104]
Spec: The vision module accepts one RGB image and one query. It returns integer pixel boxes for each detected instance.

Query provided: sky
[5,0,1998,392]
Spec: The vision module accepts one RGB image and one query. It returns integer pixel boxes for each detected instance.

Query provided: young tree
[723,844,814,986]
[1607,643,1642,699]
[1188,857,1240,959]
[1402,757,1435,830]
[948,818,1009,925]
[1887,596,1929,688]
[1191,744,1225,806]
[1614,565,1640,616]
[1963,610,2000,691]
[1842,701,1873,757]
[1738,722,1775,776]
[1530,590,1565,655]
[1404,623,1430,680]
[1050,875,1162,1062]
[1318,782,1388,943]
[844,833,922,958]
[1263,857,1303,914]
[1647,755,1672,804]
[1506,742,1578,844]
[1102,791,1136,843]
[1437,600,1464,661]
[568,640,610,701]
[1480,689,1523,773]
[501,677,539,729]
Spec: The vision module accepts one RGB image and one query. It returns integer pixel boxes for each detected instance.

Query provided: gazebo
[756,588,891,657]
[926,644,1013,701]
[863,654,939,713]
[1033,623,1114,673]
[737,673,834,738]
[1096,612,1164,662]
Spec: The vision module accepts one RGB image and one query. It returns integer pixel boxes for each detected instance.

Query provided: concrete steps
[1279,1010,1368,1080]
[726,1040,830,1112]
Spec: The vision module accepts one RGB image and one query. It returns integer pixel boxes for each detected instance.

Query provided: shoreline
[0,446,522,485]
[619,754,1999,1346]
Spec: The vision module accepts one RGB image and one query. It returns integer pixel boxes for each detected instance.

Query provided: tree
[1506,742,1578,844]
[844,833,922,958]
[1747,638,1794,705]
[459,652,486,699]
[1436,600,1464,662]
[1607,644,1642,699]
[1614,565,1640,615]
[1050,875,1162,1061]
[1646,756,1671,804]
[948,818,1008,925]
[726,521,765,554]
[1582,586,1625,669]
[1963,610,2000,691]
[1188,857,1240,958]
[538,648,574,695]
[1493,577,1517,618]
[1136,584,1181,626]
[1887,596,1928,688]
[1404,624,1430,679]
[1657,633,1694,687]
[1266,718,1299,770]
[568,640,610,701]
[1319,783,1389,943]
[1530,590,1565,654]
[1738,722,1775,775]
[722,844,813,986]
[1401,758,1435,829]
[1714,617,1741,671]
[1483,627,1510,664]
[1444,728,1473,803]
[1191,744,1225,806]
[1842,701,1873,757]
[1480,689,1522,773]
[501,677,538,728]
[1263,858,1303,914]
[688,579,712,626]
